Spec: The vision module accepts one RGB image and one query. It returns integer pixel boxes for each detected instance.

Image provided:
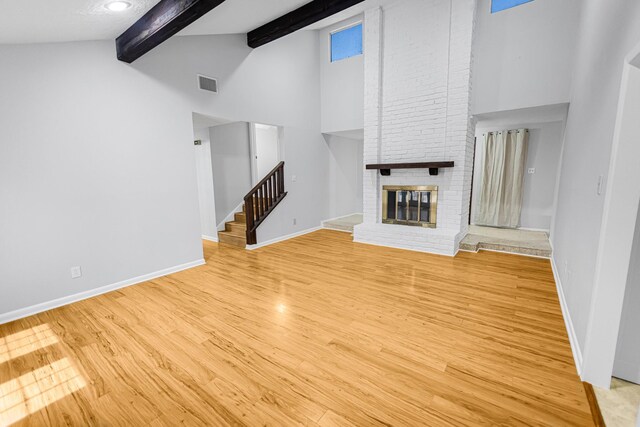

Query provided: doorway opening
[250,123,282,186]
[192,112,229,242]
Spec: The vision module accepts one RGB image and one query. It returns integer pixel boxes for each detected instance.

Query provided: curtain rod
[482,129,529,135]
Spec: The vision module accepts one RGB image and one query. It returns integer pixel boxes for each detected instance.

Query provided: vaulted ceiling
[0,0,309,45]
[0,0,386,46]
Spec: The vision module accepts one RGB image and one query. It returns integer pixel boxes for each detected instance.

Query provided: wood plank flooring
[0,229,594,426]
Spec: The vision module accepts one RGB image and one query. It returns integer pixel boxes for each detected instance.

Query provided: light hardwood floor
[0,230,594,426]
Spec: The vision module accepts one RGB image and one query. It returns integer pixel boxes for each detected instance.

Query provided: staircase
[217,161,287,249]
[217,206,249,248]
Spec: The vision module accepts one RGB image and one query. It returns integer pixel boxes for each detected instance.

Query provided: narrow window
[491,0,534,13]
[330,23,362,62]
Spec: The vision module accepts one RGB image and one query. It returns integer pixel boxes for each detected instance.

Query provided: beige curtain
[476,129,528,228]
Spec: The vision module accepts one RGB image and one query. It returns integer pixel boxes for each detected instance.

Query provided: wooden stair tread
[223,227,245,237]
[218,231,246,248]
[219,206,248,249]
[226,221,246,229]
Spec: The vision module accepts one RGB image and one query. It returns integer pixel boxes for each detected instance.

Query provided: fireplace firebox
[382,185,438,228]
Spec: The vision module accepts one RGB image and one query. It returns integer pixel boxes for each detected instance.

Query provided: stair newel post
[279,163,284,195]
[244,194,255,245]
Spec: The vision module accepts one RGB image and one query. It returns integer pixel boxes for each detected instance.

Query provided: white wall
[325,135,364,218]
[193,127,217,239]
[132,33,330,244]
[472,120,564,231]
[550,0,640,385]
[614,203,640,383]
[209,122,252,226]
[0,41,203,318]
[320,15,364,133]
[0,30,329,319]
[472,0,581,114]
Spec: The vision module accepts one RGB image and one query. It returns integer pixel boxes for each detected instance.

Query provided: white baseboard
[551,255,583,377]
[0,259,205,326]
[246,226,322,250]
[202,234,218,242]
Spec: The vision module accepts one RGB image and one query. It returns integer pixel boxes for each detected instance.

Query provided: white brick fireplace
[353,0,477,256]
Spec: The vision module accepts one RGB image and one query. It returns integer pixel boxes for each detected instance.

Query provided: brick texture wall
[354,0,477,256]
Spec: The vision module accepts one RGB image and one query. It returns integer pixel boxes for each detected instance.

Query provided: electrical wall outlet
[528,168,536,174]
[293,218,297,225]
[70,266,82,279]
[291,175,297,182]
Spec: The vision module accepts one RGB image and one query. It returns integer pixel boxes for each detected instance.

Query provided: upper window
[491,0,534,13]
[330,23,362,62]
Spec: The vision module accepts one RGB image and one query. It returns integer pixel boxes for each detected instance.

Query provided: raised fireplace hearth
[382,185,438,228]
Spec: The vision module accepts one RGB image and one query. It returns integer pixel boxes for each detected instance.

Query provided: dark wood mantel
[366,161,455,176]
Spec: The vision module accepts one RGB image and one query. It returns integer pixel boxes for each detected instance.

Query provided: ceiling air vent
[197,75,218,93]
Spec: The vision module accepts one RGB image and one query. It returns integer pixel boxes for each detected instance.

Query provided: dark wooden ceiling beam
[247,0,365,49]
[116,0,226,63]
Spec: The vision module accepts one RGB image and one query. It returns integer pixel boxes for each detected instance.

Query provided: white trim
[249,122,258,185]
[246,226,322,250]
[551,255,583,376]
[517,227,551,233]
[217,201,244,231]
[329,20,363,36]
[459,246,551,260]
[0,259,205,326]
[202,234,218,242]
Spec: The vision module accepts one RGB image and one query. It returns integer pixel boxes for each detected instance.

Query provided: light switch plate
[597,175,604,195]
[291,175,297,182]
[70,266,82,279]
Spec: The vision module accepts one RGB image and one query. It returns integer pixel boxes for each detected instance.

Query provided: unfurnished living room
[1,0,640,425]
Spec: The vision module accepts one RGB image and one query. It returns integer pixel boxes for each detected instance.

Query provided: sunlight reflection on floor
[0,325,86,426]
[0,324,59,364]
